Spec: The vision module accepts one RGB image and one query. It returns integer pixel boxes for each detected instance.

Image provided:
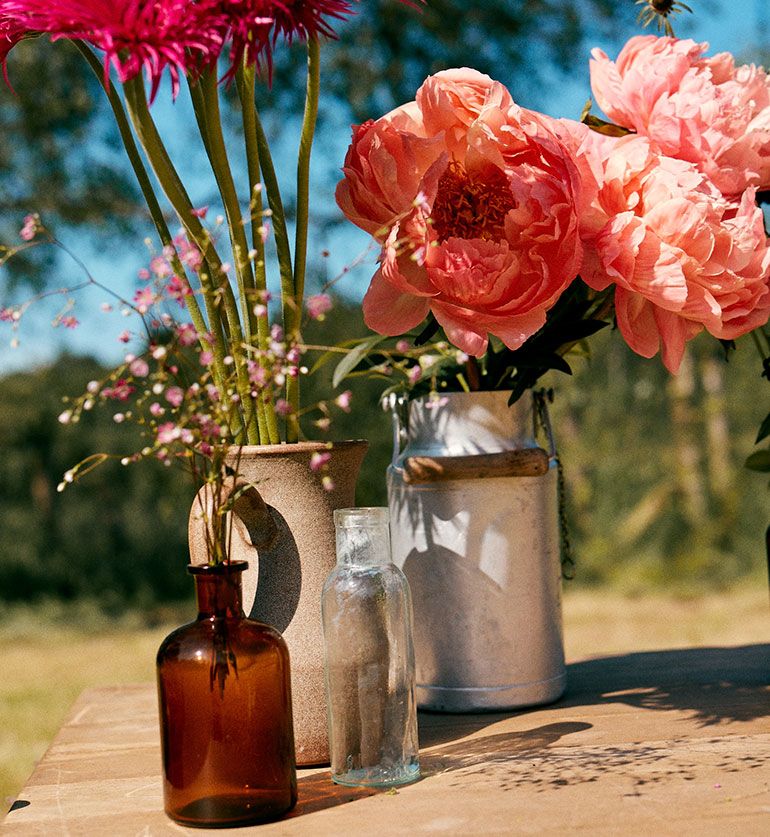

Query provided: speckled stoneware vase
[188,440,368,766]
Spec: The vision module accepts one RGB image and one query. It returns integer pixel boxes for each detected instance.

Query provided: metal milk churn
[387,390,566,712]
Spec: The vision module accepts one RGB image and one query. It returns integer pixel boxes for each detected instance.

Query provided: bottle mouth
[187,560,249,575]
[334,507,390,528]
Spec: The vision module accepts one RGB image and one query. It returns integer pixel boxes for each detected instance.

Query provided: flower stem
[235,62,279,445]
[287,37,321,440]
[251,105,296,438]
[122,76,258,444]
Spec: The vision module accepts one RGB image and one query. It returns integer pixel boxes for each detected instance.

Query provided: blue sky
[0,0,767,374]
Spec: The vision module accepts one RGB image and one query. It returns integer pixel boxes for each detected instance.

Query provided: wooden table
[2,644,769,835]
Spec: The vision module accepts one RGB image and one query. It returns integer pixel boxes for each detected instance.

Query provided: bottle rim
[334,507,389,527]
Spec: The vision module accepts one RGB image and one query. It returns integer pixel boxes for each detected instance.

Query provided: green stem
[196,70,258,349]
[287,37,321,440]
[236,63,279,445]
[252,107,296,441]
[122,75,258,444]
[71,43,243,437]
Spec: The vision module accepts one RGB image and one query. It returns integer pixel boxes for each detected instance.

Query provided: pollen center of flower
[430,161,516,242]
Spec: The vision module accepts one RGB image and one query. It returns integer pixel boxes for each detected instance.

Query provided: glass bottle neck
[336,523,392,567]
[193,568,244,619]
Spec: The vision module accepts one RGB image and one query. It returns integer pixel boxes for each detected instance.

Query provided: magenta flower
[309,450,331,471]
[1,0,227,98]
[102,378,135,401]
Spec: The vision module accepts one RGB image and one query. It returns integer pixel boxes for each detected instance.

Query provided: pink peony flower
[590,35,770,197]
[566,129,770,372]
[337,70,584,356]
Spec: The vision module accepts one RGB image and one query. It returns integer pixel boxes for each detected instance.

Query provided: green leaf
[756,414,770,444]
[332,335,384,389]
[745,449,770,472]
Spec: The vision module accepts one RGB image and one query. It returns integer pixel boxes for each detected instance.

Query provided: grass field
[1,587,768,809]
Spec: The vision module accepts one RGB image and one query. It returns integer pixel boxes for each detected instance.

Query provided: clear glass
[321,507,420,787]
[157,561,297,827]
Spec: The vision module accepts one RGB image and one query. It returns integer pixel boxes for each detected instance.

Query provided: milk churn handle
[384,392,410,466]
[533,389,576,581]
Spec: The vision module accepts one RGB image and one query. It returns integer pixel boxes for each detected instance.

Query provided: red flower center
[430,161,516,242]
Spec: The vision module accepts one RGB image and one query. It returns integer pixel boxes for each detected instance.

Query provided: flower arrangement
[0,0,420,562]
[335,38,770,412]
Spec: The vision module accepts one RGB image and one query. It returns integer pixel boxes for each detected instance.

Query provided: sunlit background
[1,0,769,808]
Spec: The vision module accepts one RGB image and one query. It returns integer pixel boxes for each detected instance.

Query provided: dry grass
[1,587,768,809]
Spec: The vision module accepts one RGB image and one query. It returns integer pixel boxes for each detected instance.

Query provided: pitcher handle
[188,476,278,566]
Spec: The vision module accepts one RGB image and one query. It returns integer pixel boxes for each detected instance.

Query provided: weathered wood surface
[2,644,769,835]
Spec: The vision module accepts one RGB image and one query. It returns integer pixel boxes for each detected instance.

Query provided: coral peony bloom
[590,35,770,197]
[563,127,770,372]
[336,70,584,357]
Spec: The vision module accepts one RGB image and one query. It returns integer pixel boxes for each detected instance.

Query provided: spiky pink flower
[1,0,227,98]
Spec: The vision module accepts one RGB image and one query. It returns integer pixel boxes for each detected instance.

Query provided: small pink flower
[396,339,411,352]
[149,402,165,417]
[129,358,149,378]
[118,330,131,343]
[156,422,180,445]
[133,286,155,314]
[19,213,38,241]
[310,451,332,472]
[58,315,79,329]
[334,390,352,412]
[315,416,331,432]
[176,323,198,346]
[165,275,191,307]
[408,365,422,385]
[137,268,151,281]
[102,379,134,402]
[306,293,333,320]
[199,350,214,366]
[165,386,185,408]
[321,475,335,492]
[248,362,269,388]
[0,307,15,322]
[190,205,209,218]
[179,428,195,445]
[275,398,293,416]
[150,256,171,279]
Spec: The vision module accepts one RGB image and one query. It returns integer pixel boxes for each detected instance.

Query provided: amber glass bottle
[157,561,297,827]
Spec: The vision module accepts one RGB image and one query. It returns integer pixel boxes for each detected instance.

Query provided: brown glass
[156,561,297,828]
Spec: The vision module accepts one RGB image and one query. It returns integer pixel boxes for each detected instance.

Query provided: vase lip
[225,439,368,457]
[187,560,249,575]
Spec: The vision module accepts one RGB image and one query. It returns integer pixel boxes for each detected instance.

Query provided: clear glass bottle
[156,561,297,827]
[322,507,420,787]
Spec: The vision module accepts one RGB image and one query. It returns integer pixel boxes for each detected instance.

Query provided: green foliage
[0,356,191,605]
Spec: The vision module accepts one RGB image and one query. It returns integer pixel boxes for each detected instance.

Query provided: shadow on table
[288,772,381,818]
[563,643,770,725]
